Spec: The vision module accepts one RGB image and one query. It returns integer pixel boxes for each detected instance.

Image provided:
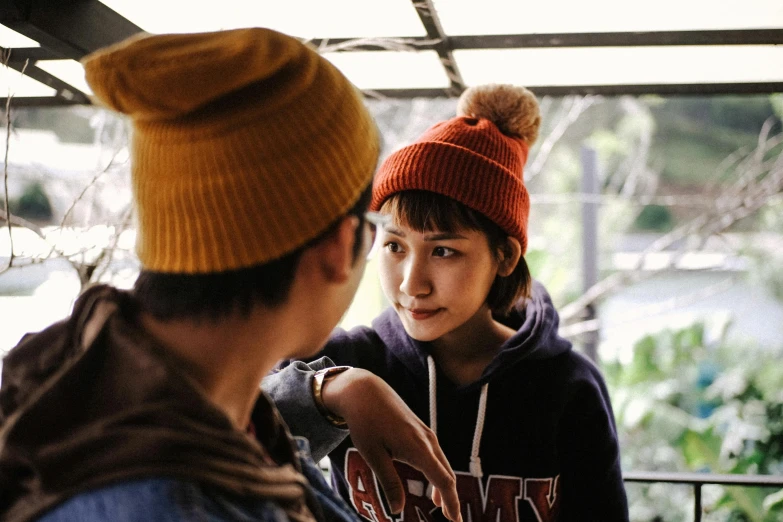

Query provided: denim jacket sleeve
[261,356,349,462]
[294,437,362,522]
[37,439,361,522]
[36,477,293,522]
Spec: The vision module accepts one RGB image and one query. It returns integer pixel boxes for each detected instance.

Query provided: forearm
[319,366,379,422]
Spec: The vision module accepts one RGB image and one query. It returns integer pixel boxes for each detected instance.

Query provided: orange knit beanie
[82,28,379,273]
[371,84,540,253]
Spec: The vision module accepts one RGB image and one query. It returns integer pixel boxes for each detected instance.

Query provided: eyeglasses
[364,211,391,257]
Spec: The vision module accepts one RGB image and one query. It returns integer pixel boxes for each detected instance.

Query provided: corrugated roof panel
[36,60,92,96]
[455,45,783,87]
[0,66,56,98]
[323,50,450,90]
[434,0,783,35]
[0,25,39,48]
[99,0,426,38]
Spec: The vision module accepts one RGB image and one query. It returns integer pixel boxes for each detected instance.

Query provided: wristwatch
[312,366,352,428]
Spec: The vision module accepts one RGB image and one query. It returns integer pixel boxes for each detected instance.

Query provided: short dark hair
[134,184,373,320]
[380,190,531,315]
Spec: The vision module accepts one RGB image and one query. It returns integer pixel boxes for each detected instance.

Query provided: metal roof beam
[309,29,783,52]
[452,29,783,49]
[2,46,62,62]
[410,0,464,95]
[5,82,779,107]
[0,0,142,60]
[0,95,82,107]
[367,82,783,98]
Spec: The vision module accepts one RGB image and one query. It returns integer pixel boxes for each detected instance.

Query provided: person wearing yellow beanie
[0,28,461,522]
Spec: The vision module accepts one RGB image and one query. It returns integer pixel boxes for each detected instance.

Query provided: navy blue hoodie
[316,281,629,522]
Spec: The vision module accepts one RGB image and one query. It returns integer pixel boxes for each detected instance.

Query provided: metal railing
[624,471,783,522]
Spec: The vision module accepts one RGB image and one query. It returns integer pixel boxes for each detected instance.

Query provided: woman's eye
[433,246,455,257]
[385,242,402,253]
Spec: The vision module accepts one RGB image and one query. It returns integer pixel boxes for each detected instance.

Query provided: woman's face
[377,217,502,344]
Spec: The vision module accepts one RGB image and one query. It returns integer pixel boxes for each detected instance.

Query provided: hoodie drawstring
[427,356,438,435]
[427,355,488,478]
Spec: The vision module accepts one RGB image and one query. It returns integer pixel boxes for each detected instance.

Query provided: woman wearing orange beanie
[302,84,630,522]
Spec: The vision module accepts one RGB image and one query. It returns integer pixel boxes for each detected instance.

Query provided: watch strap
[312,365,352,428]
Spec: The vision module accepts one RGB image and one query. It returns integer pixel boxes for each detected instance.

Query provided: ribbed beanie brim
[372,116,531,253]
[82,28,378,273]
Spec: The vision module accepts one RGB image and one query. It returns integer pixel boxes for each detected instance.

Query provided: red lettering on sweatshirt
[394,462,438,522]
[523,476,560,522]
[345,449,394,522]
[457,472,522,522]
[343,449,560,522]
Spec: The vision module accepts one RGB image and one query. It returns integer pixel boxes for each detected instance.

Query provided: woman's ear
[497,237,522,277]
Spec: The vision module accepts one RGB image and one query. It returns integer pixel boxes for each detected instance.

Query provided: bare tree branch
[619,108,652,199]
[2,50,29,275]
[560,276,736,338]
[46,145,125,260]
[91,205,133,287]
[560,129,783,323]
[526,96,599,182]
[530,192,716,208]
[0,211,45,238]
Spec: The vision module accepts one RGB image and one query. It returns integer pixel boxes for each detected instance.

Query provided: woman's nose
[399,256,431,297]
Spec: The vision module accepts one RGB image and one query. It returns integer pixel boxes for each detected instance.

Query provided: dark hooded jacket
[0,285,355,522]
[316,281,629,522]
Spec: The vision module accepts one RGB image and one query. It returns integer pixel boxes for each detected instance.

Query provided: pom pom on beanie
[457,84,541,144]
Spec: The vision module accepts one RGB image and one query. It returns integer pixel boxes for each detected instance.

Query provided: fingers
[383,423,460,522]
[431,486,442,508]
[363,445,461,522]
[401,455,460,521]
[405,430,461,522]
[362,449,406,515]
[329,371,462,521]
[427,472,460,522]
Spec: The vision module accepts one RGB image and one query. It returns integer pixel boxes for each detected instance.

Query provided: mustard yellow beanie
[81,28,379,273]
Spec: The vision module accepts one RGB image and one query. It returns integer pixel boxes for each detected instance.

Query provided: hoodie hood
[370,280,572,479]
[0,285,316,522]
[371,279,571,389]
[318,280,628,520]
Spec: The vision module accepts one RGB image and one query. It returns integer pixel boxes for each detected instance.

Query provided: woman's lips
[408,308,442,320]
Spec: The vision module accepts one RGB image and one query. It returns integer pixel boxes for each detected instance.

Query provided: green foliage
[9,182,53,222]
[659,97,780,135]
[604,323,783,521]
[649,96,776,186]
[771,95,783,122]
[633,204,674,232]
